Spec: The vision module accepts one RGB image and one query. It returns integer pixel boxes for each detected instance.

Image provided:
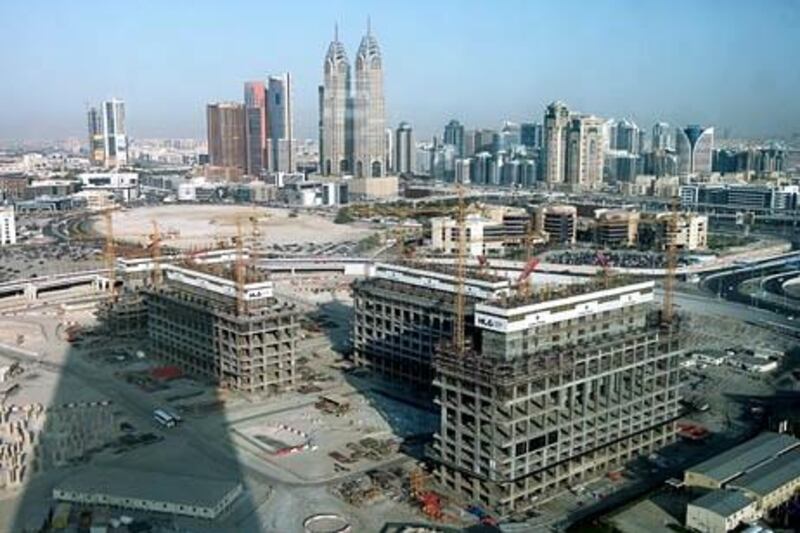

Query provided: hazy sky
[1,0,799,142]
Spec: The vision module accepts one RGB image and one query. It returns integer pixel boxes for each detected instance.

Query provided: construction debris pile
[0,395,117,489]
[329,437,400,472]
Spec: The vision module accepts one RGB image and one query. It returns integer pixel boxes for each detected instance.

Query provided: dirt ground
[93,205,374,250]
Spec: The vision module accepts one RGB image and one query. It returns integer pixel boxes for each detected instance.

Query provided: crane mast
[453,185,467,356]
[663,196,678,325]
[103,209,117,300]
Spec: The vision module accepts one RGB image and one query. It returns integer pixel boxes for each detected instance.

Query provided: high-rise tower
[320,25,351,176]
[87,106,105,165]
[651,122,673,151]
[395,121,414,176]
[87,99,128,168]
[102,99,128,168]
[542,101,570,184]
[267,73,294,173]
[676,125,714,175]
[565,114,606,189]
[244,81,268,176]
[207,102,247,178]
[353,20,386,178]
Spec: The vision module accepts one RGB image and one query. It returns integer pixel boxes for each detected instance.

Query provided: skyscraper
[520,122,543,150]
[384,128,394,173]
[566,114,606,188]
[443,119,465,157]
[267,73,294,173]
[87,99,128,168]
[353,21,386,178]
[615,119,639,154]
[102,99,128,167]
[499,121,521,151]
[463,130,477,157]
[244,81,268,176]
[320,26,351,176]
[676,125,714,175]
[395,122,414,176]
[542,101,570,184]
[206,102,247,178]
[87,106,105,165]
[651,122,672,151]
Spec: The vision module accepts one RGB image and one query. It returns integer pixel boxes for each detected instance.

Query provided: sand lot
[93,205,373,250]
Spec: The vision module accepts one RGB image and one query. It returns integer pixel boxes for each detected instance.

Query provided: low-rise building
[177,177,224,202]
[26,179,80,199]
[78,172,140,203]
[594,208,639,247]
[431,211,546,258]
[644,212,708,251]
[347,176,399,201]
[0,205,16,246]
[535,204,577,245]
[683,433,800,531]
[727,353,778,374]
[684,432,800,490]
[730,449,800,512]
[53,467,242,520]
[0,174,29,201]
[73,189,116,211]
[691,351,726,366]
[686,490,759,533]
[281,180,348,207]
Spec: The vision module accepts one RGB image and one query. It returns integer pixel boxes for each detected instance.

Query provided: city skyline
[1,0,800,142]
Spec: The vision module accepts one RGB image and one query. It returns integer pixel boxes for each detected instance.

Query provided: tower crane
[102,209,118,301]
[662,196,679,325]
[147,220,163,288]
[235,218,247,316]
[453,185,467,356]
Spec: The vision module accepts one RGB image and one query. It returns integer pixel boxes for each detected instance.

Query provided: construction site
[0,195,798,531]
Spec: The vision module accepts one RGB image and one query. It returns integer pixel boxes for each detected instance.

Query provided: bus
[153,408,178,428]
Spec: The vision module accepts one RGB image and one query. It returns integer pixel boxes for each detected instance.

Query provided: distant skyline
[1,0,799,142]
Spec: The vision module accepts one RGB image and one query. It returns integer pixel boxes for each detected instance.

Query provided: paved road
[659,288,800,335]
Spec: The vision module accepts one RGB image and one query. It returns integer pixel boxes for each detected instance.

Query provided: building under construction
[143,263,299,394]
[96,246,300,395]
[351,263,511,390]
[427,278,683,517]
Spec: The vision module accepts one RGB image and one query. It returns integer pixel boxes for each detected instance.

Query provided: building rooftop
[483,275,648,310]
[689,490,754,517]
[731,449,800,498]
[686,432,800,485]
[55,467,241,509]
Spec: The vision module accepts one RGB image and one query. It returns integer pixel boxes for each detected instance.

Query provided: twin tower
[319,22,386,178]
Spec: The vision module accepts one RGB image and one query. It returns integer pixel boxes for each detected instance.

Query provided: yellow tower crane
[662,196,679,325]
[235,218,247,316]
[453,185,467,356]
[148,220,163,288]
[102,209,117,300]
